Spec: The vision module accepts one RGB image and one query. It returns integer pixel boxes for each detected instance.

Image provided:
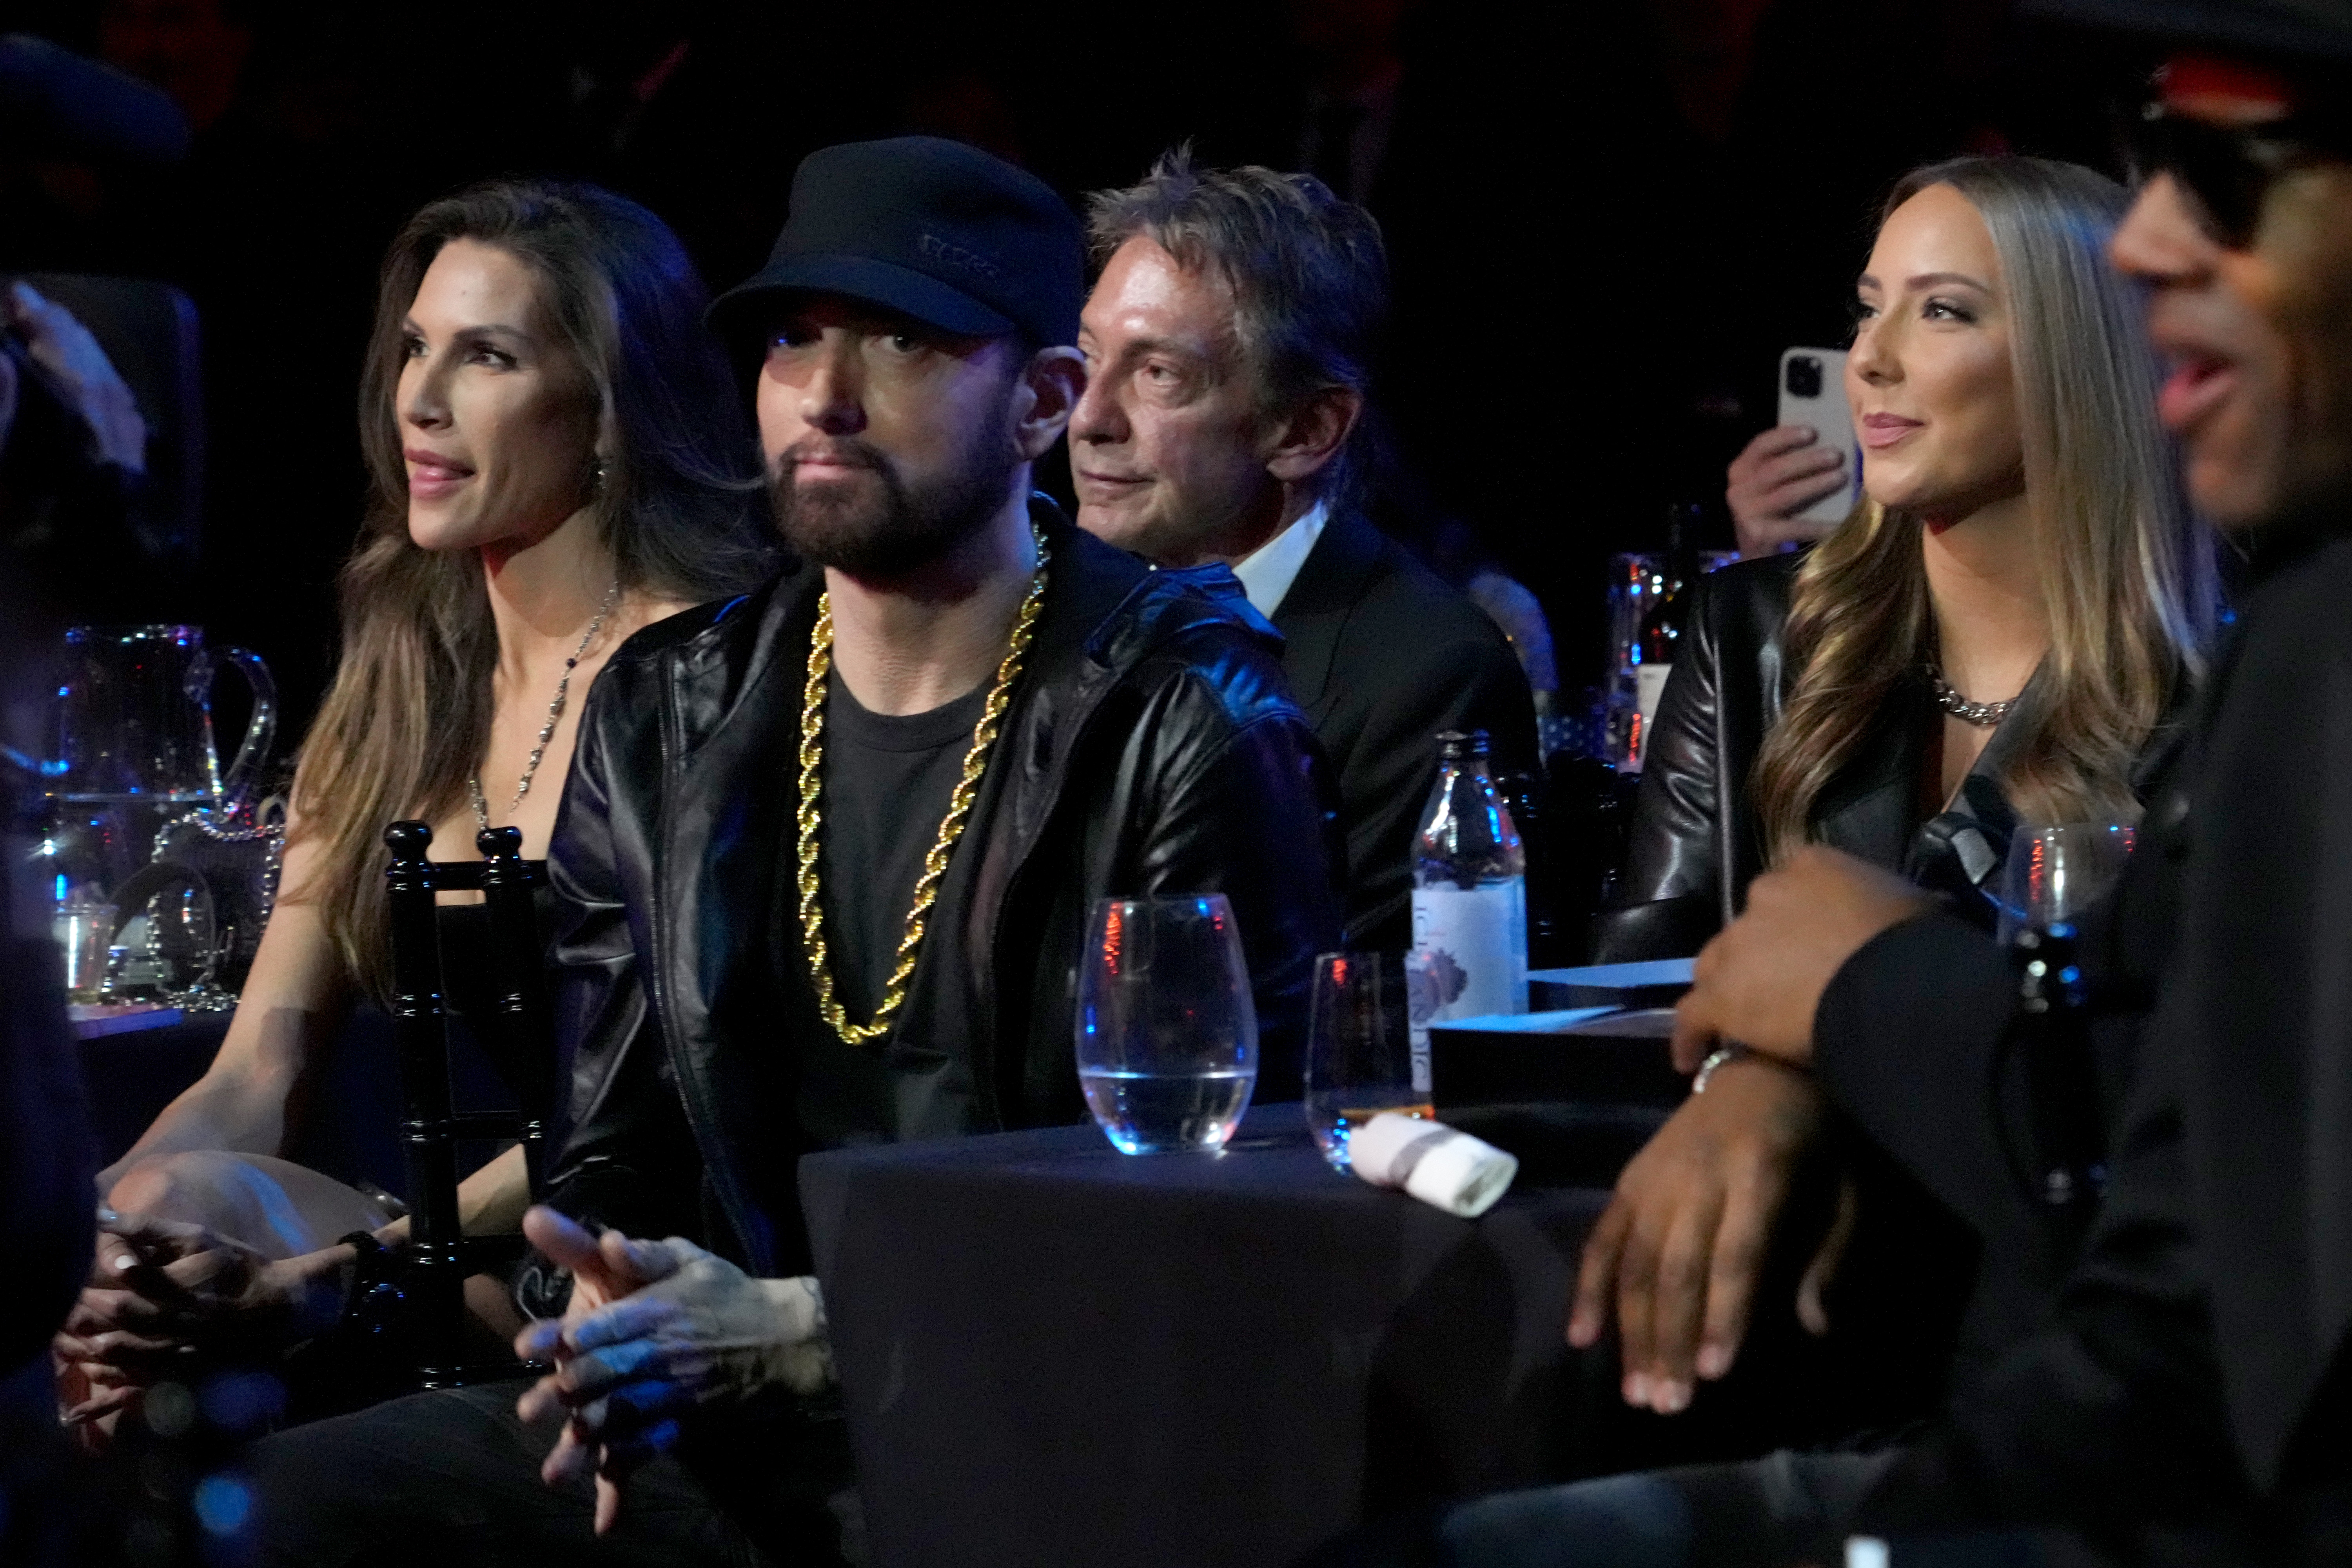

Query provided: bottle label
[1630,662,1672,773]
[1410,881,1530,1063]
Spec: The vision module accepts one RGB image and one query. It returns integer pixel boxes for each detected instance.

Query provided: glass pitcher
[38,627,279,1001]
[52,624,276,815]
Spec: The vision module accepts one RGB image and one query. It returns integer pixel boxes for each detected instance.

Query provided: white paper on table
[1348,1111,1519,1219]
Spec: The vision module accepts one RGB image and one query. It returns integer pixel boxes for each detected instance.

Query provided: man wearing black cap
[1334,4,2352,1563]
[241,136,1340,1564]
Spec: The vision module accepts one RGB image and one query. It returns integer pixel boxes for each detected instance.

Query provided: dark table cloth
[74,1010,230,1167]
[799,1104,1624,1568]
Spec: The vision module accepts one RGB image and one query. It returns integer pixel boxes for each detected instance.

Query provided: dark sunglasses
[2125,101,2351,249]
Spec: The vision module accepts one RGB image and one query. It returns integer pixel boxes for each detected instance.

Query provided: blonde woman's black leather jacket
[1591,551,2078,963]
[540,506,1343,1276]
[1591,553,1804,962]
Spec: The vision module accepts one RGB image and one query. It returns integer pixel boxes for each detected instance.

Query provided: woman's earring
[592,457,609,492]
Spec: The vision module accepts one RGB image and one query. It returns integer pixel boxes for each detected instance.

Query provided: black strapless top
[432,877,558,1111]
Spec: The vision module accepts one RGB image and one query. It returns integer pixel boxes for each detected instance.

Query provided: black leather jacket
[543,508,1343,1276]
[1592,554,1801,961]
[1592,552,2129,962]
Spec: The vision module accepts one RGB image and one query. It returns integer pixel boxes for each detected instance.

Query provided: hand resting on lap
[1566,1058,1850,1414]
[1569,845,1926,1415]
[55,1210,348,1433]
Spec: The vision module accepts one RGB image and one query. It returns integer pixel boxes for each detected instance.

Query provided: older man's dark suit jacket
[1269,508,1536,952]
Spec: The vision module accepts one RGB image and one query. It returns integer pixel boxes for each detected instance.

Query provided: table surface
[801,1105,1628,1568]
[67,1002,190,1039]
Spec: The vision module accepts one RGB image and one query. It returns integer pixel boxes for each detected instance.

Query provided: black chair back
[381,819,552,1387]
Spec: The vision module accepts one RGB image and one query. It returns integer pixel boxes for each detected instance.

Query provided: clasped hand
[55,1209,346,1437]
[513,1207,832,1535]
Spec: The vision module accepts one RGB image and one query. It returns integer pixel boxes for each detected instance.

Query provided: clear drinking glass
[1303,952,1433,1171]
[53,893,116,1003]
[1076,894,1258,1154]
[1994,822,2135,943]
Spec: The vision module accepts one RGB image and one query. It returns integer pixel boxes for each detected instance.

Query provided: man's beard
[768,417,1018,581]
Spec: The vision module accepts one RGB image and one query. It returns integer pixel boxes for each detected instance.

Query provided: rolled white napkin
[1347,1112,1519,1218]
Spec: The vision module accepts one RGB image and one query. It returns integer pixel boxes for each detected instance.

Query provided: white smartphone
[1776,347,1863,528]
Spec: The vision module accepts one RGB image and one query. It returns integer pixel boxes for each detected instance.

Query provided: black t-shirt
[775,669,995,1149]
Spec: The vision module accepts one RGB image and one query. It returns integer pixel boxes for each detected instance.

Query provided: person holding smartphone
[1726,423,1855,558]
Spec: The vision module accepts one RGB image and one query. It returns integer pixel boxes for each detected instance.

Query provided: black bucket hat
[709,135,1084,352]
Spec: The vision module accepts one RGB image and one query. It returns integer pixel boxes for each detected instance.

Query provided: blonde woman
[56,180,776,1432]
[1594,155,2216,964]
[1572,155,2219,1420]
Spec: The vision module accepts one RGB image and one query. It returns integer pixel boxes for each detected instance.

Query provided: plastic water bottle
[1410,730,1528,1061]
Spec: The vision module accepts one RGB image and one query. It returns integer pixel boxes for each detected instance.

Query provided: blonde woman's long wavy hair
[1750,156,2217,863]
[289,180,777,1000]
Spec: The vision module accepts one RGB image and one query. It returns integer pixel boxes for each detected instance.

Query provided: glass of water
[1994,822,2135,944]
[1303,952,1432,1171]
[1076,894,1258,1154]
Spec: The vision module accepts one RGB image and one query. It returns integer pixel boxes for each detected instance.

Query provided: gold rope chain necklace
[796,526,1051,1047]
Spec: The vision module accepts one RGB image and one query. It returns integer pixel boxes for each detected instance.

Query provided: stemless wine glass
[1075,894,1258,1154]
[1303,952,1432,1171]
[1995,822,2135,943]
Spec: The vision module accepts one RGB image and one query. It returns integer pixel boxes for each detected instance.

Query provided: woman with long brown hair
[56,179,775,1425]
[1568,154,2219,1428]
[1593,155,2218,964]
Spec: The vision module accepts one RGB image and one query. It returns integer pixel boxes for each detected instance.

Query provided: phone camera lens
[1785,357,1823,399]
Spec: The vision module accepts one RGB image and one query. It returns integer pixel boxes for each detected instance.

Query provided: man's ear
[1013,345,1087,462]
[1263,385,1364,486]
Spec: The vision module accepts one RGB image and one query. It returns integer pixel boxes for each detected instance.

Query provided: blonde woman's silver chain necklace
[1928,667,2016,728]
[470,579,622,832]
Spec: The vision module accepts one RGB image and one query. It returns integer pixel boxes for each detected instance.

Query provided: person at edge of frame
[1316,1,2352,1563]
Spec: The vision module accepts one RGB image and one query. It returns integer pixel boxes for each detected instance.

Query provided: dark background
[0,0,2159,740]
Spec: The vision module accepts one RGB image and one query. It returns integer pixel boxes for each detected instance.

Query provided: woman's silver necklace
[1928,667,2016,728]
[470,579,622,831]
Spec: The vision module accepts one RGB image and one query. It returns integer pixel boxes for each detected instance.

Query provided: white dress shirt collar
[1228,497,1331,619]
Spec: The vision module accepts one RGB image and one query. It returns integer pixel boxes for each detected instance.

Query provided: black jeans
[1305,1450,1900,1568]
[243,1383,858,1568]
[1432,1449,1898,1567]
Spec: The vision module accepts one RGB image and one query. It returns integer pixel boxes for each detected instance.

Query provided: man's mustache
[773,439,890,477]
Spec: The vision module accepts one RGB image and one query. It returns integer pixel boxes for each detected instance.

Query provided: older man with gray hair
[1073,152,1535,951]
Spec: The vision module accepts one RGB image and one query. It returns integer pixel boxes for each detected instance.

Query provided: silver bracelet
[1691,1044,1747,1095]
